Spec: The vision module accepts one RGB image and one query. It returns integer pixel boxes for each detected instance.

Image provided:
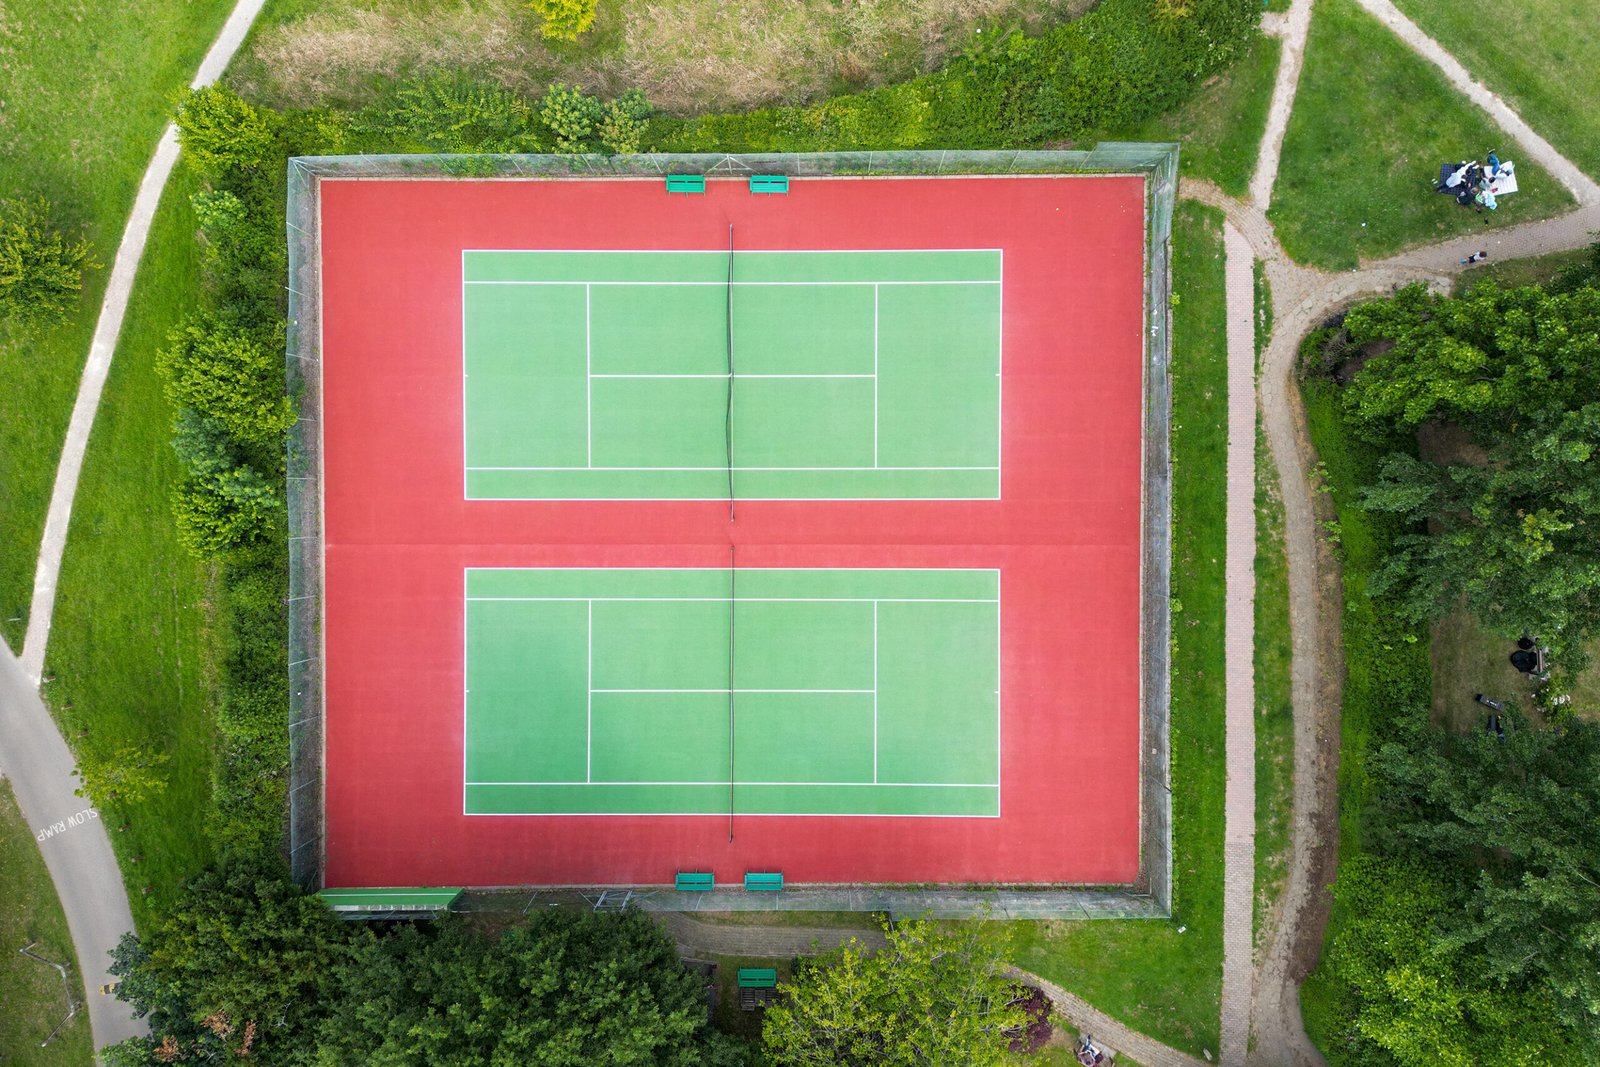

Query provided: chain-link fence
[286,147,1178,917]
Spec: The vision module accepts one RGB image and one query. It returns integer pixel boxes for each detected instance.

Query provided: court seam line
[873,284,879,468]
[466,781,998,788]
[464,280,1000,287]
[586,599,593,783]
[589,373,874,379]
[462,247,1007,255]
[469,597,997,603]
[873,600,879,783]
[585,283,592,466]
[590,688,874,693]
[467,465,999,471]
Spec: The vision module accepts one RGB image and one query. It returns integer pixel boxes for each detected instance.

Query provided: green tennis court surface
[462,250,1001,500]
[464,568,1000,816]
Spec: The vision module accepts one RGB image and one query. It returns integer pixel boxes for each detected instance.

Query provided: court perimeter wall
[285,147,1177,918]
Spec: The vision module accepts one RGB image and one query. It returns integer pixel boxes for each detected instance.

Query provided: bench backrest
[744,872,784,891]
[666,175,707,193]
[674,871,714,890]
[737,968,779,988]
[749,175,789,194]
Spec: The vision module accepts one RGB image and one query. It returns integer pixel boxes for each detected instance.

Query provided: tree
[1320,857,1579,1066]
[761,916,1028,1067]
[1337,283,1600,662]
[0,197,96,330]
[315,909,719,1066]
[174,85,281,175]
[158,317,294,446]
[119,860,347,1063]
[1366,712,1600,1049]
[73,743,170,806]
[529,0,597,42]
[540,82,605,152]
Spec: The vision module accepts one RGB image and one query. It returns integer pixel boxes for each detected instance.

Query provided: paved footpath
[5,0,269,1055]
[1217,220,1259,1065]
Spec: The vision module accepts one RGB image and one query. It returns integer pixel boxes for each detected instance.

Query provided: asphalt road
[0,644,145,1048]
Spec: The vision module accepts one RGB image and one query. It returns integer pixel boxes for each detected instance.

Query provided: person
[1463,251,1488,264]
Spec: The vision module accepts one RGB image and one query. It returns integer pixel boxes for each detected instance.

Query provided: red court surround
[318,175,1147,888]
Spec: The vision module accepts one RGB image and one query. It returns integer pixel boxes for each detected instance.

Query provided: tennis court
[463,250,1002,500]
[465,568,1000,816]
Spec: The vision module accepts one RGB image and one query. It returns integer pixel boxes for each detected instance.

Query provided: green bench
[666,174,706,194]
[748,174,790,194]
[737,968,779,989]
[674,871,714,891]
[744,872,784,891]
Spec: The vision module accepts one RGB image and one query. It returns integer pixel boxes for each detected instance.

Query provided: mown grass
[230,0,1089,114]
[0,0,236,652]
[1007,202,1229,1058]
[1269,0,1575,271]
[40,171,219,930]
[1103,32,1282,197]
[0,779,93,1067]
[1252,422,1293,947]
[1392,0,1600,183]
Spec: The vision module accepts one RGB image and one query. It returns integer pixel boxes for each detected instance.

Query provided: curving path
[3,0,268,1054]
[1201,1,1600,1063]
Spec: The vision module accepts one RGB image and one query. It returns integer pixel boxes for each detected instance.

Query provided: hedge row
[652,0,1260,152]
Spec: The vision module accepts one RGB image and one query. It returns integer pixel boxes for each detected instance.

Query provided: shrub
[174,86,280,174]
[597,89,651,154]
[530,0,597,42]
[171,464,281,559]
[158,317,294,447]
[659,0,1259,151]
[73,744,171,807]
[540,82,604,152]
[357,72,540,154]
[0,196,96,330]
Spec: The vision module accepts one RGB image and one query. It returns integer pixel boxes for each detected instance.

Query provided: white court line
[468,465,998,471]
[584,283,592,467]
[586,600,593,783]
[590,373,874,379]
[591,688,874,694]
[873,601,879,783]
[469,597,997,604]
[873,283,880,468]
[464,279,1000,287]
[467,780,998,788]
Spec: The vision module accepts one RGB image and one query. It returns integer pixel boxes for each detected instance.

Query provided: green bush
[0,196,96,330]
[171,464,280,559]
[540,82,605,152]
[357,72,541,154]
[529,0,597,42]
[158,317,294,447]
[174,86,281,175]
[597,89,651,154]
[658,0,1259,151]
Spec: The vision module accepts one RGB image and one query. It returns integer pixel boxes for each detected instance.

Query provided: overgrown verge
[1295,273,1600,1063]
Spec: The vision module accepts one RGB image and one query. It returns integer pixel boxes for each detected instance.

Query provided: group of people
[1436,151,1509,212]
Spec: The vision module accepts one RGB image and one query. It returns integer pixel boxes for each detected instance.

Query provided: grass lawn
[1103,32,1282,198]
[1268,0,1575,271]
[1252,421,1293,948]
[230,0,1089,114]
[1392,0,1600,183]
[40,172,219,929]
[1008,202,1228,1058]
[0,779,93,1067]
[0,0,236,653]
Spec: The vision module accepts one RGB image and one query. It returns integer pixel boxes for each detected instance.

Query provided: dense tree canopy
[108,864,747,1067]
[1367,711,1600,1047]
[1339,281,1600,661]
[762,917,1028,1067]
